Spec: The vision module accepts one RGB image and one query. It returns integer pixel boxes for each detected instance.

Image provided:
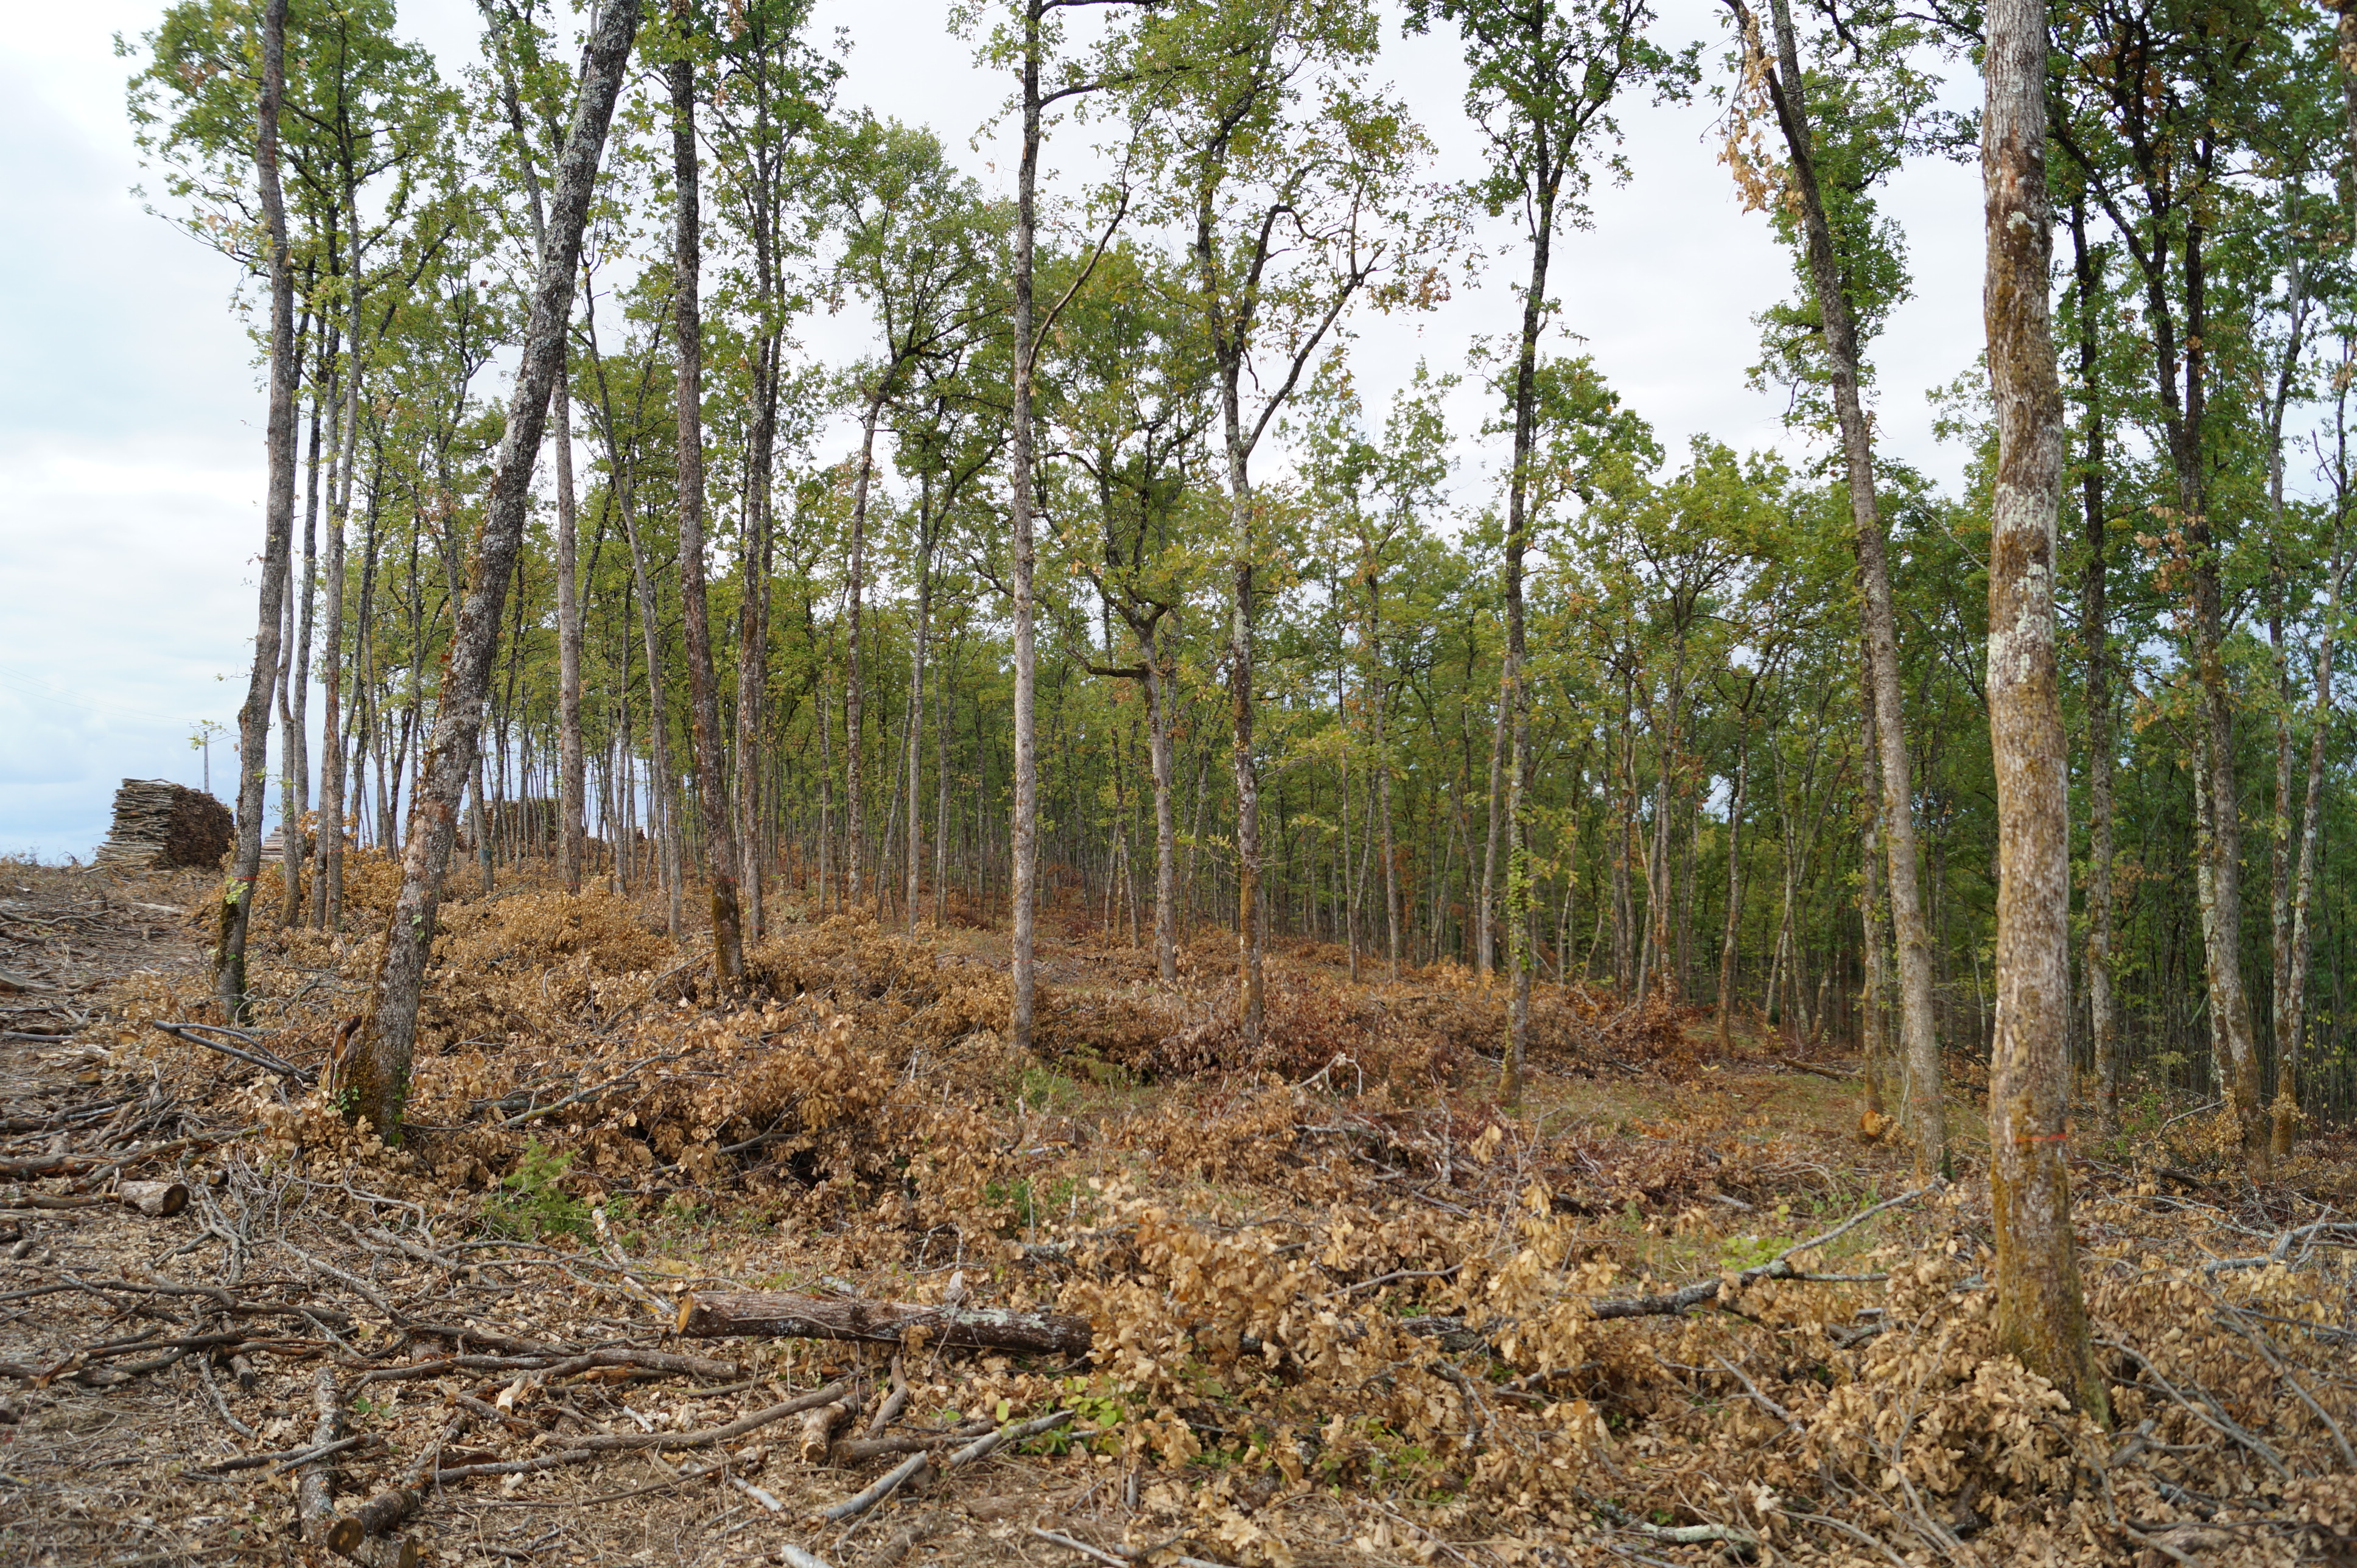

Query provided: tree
[822,117,1003,911]
[1126,0,1448,1041]
[1721,0,1947,1175]
[1410,0,1684,1096]
[211,0,298,1022]
[351,0,643,1136]
[1983,0,2104,1419]
[664,1,749,989]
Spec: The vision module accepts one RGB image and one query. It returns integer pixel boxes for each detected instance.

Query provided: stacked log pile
[94,779,233,872]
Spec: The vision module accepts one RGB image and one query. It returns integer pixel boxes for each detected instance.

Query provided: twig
[818,1451,927,1524]
[1713,1354,1803,1434]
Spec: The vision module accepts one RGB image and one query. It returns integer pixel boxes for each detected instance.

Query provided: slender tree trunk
[1858,653,1895,1115]
[1757,0,1944,1175]
[353,0,640,1134]
[2068,201,2120,1136]
[1476,687,1506,978]
[315,366,351,930]
[1006,0,1045,1054]
[216,0,298,1023]
[669,37,746,988]
[845,397,886,912]
[492,9,584,897]
[906,553,930,937]
[281,334,318,928]
[1717,724,1748,1054]
[1984,0,2104,1416]
[555,346,584,894]
[737,332,777,941]
[2277,540,2347,1153]
[1497,149,1555,1102]
[1143,628,1179,985]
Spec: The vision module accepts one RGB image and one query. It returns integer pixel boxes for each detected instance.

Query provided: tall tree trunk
[737,328,778,941]
[1984,0,2104,1417]
[1858,652,1895,1115]
[216,0,298,1023]
[1497,141,1554,1102]
[1144,626,1178,985]
[670,35,746,989]
[491,3,584,897]
[2069,201,2119,1136]
[906,550,930,937]
[1476,687,1506,977]
[1756,0,1944,1175]
[281,330,318,928]
[352,0,641,1135]
[315,354,352,929]
[2277,538,2347,1153]
[1006,0,1046,1055]
[845,397,884,912]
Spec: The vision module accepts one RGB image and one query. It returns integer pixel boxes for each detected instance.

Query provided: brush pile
[4,857,2356,1566]
[91,778,233,872]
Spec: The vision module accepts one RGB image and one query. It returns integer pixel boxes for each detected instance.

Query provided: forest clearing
[15,0,2357,1559]
[6,848,2357,1568]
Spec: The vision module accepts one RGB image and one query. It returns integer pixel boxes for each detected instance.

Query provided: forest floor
[4,855,2357,1567]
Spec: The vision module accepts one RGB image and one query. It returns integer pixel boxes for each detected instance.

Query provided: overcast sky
[0,0,1983,862]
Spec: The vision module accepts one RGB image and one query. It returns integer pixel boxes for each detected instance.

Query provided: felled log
[676,1292,1093,1358]
[118,1180,188,1217]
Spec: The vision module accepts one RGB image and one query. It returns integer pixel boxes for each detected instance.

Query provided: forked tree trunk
[216,0,298,1024]
[1982,0,2104,1418]
[1752,0,1945,1175]
[351,0,642,1136]
[670,38,746,989]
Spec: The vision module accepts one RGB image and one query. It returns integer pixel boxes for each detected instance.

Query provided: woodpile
[93,779,233,872]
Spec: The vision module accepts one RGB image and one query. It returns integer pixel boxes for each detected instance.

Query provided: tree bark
[216,0,299,1023]
[1983,0,2104,1417]
[1754,0,1944,1175]
[351,0,642,1135]
[670,33,746,989]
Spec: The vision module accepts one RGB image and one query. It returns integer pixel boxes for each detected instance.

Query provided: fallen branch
[819,1410,1074,1526]
[296,1369,344,1545]
[677,1291,1092,1357]
[150,1020,309,1083]
[568,1379,850,1453]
